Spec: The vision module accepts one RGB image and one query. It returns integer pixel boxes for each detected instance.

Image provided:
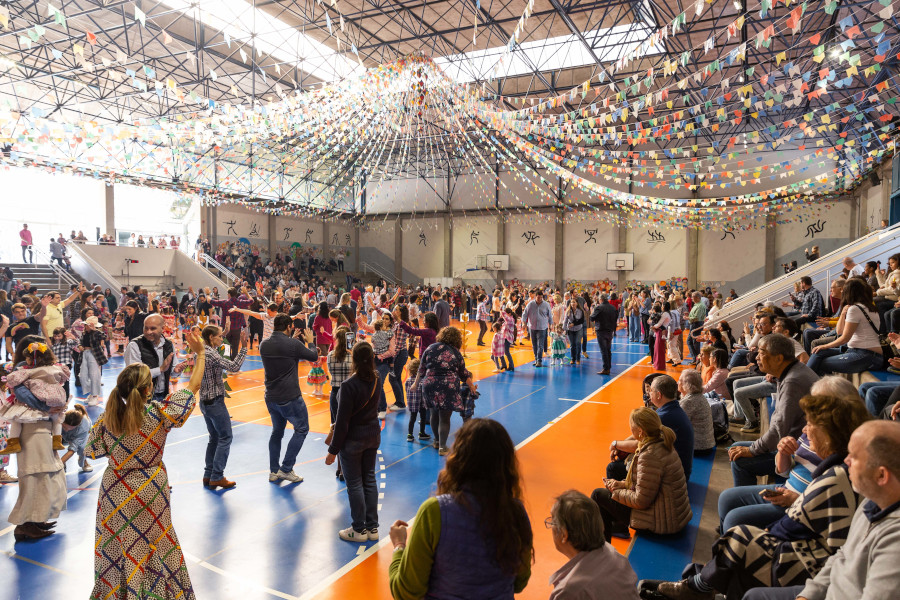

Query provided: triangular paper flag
[134,5,146,27]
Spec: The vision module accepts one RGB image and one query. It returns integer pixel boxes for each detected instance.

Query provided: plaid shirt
[798,286,825,319]
[327,352,353,388]
[390,323,409,355]
[371,330,392,356]
[52,338,78,367]
[476,299,491,321]
[491,332,506,357]
[200,345,247,400]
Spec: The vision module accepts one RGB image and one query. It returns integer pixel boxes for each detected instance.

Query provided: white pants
[82,351,103,397]
[666,333,682,363]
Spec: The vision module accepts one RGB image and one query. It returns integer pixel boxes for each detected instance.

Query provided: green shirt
[388,497,532,600]
[688,301,707,323]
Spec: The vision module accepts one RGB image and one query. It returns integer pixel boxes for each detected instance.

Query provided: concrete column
[764,213,777,282]
[444,215,452,279]
[848,195,859,241]
[211,205,218,251]
[615,224,626,290]
[882,162,890,226]
[268,214,276,257]
[686,228,699,289]
[353,226,360,271]
[497,217,505,254]
[554,216,564,287]
[395,218,403,283]
[105,184,115,239]
[323,218,331,259]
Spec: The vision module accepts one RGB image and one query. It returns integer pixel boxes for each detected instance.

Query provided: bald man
[743,420,900,600]
[124,313,177,401]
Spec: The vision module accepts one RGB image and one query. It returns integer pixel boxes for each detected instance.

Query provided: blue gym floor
[0,333,654,599]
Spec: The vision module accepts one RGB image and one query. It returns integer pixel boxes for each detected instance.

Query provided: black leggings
[591,487,632,542]
[408,408,428,436]
[430,408,453,450]
[477,320,488,344]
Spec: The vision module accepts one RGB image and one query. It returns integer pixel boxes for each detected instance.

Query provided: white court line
[559,398,610,405]
[297,357,649,600]
[184,551,300,600]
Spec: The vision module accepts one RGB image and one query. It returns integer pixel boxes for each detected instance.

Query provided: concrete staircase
[0,262,86,295]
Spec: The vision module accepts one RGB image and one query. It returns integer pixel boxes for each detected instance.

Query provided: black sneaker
[407,434,414,442]
[418,432,431,440]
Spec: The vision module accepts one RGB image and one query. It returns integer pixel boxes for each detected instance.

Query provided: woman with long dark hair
[313,301,334,356]
[326,341,381,542]
[388,419,533,598]
[807,278,883,375]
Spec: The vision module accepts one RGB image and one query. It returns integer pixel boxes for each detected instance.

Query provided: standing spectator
[432,292,451,330]
[388,419,533,599]
[19,224,33,264]
[591,293,618,375]
[122,300,147,342]
[522,290,552,368]
[326,341,382,542]
[48,238,70,271]
[259,314,317,483]
[41,287,81,340]
[805,245,820,262]
[562,299,586,367]
[686,292,708,363]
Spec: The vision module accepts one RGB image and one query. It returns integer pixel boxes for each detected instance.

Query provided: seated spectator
[717,376,855,533]
[547,490,640,600]
[742,420,900,600]
[863,261,880,291]
[842,256,865,278]
[727,312,773,375]
[702,348,730,400]
[608,374,693,481]
[728,333,818,487]
[677,370,715,453]
[696,346,715,384]
[772,317,809,364]
[591,407,692,541]
[873,254,900,322]
[807,279,883,376]
[802,279,845,353]
[388,419,532,599]
[646,393,871,600]
[785,276,825,326]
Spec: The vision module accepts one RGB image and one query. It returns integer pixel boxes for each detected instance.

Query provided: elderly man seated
[548,490,640,600]
[841,256,865,278]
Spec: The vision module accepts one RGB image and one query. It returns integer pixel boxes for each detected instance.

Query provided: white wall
[452,216,499,275]
[626,226,687,284]
[359,221,397,274]
[505,220,555,282]
[562,220,617,281]
[698,221,766,290]
[402,218,445,280]
[775,201,851,266]
[216,205,269,246]
[865,183,885,234]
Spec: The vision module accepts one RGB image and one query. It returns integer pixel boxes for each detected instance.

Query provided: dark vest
[134,335,174,396]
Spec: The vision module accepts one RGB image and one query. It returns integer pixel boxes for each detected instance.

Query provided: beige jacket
[876,269,900,300]
[612,440,692,534]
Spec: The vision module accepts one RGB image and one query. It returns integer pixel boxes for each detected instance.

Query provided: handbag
[855,304,896,365]
[324,377,379,446]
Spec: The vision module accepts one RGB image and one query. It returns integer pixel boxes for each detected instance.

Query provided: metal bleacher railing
[32,246,81,290]
[199,253,238,287]
[707,223,900,332]
[361,261,397,286]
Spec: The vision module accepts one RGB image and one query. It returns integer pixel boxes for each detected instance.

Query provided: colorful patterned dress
[419,343,472,412]
[87,388,197,600]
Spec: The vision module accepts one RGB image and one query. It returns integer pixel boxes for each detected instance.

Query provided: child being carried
[0,342,70,454]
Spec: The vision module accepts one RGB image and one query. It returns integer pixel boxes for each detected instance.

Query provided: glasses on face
[544,517,555,529]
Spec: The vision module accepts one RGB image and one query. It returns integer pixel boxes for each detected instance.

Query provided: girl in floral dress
[308,352,328,396]
[87,331,207,600]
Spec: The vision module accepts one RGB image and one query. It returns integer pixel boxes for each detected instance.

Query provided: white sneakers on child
[85,395,103,406]
[338,527,378,542]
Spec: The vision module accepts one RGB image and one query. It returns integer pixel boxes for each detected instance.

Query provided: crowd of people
[0,240,899,600]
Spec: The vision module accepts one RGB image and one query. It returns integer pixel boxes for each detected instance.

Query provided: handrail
[199,253,237,285]
[32,246,81,289]
[64,243,123,292]
[708,223,900,332]
[361,261,397,285]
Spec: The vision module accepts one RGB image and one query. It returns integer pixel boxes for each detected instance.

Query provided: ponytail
[103,364,152,436]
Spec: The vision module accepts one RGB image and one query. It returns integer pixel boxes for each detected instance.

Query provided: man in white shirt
[842,256,865,278]
[123,314,177,401]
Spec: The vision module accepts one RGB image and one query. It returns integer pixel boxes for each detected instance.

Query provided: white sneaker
[276,470,303,483]
[268,472,280,482]
[367,528,379,541]
[339,526,369,542]
[377,411,387,420]
[81,463,93,473]
[388,404,405,412]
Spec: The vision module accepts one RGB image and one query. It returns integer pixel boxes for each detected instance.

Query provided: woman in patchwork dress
[87,331,206,600]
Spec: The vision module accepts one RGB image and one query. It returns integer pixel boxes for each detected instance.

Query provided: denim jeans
[503,339,514,371]
[530,329,547,365]
[567,329,583,364]
[732,377,775,424]
[687,321,703,359]
[718,484,786,532]
[199,395,233,480]
[859,381,900,416]
[729,441,783,487]
[742,586,805,600]
[376,361,392,412]
[265,396,309,474]
[329,387,340,422]
[387,349,408,408]
[801,328,831,354]
[806,346,882,375]
[81,351,102,397]
[728,348,750,369]
[628,315,641,341]
[339,437,380,533]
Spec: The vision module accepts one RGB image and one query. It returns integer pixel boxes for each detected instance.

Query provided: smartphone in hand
[759,488,782,498]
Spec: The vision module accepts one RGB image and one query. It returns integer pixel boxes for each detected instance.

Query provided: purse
[856,304,896,366]
[324,377,379,446]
